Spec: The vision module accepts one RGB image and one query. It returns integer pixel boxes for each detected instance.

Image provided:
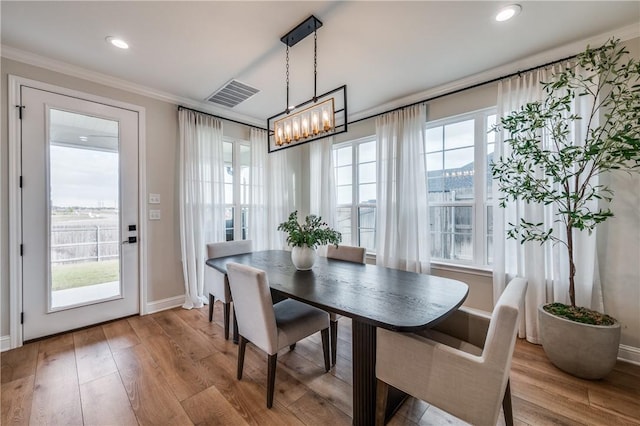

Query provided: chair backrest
[481,277,527,424]
[226,262,278,354]
[326,245,366,264]
[483,277,527,362]
[206,240,253,301]
[207,240,253,259]
[434,277,527,424]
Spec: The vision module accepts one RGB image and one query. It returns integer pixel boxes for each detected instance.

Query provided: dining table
[206,250,469,425]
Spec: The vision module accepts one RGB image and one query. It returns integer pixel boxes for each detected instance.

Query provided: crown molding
[349,23,640,123]
[0,44,265,127]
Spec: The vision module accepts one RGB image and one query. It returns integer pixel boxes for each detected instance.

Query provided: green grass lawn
[51,260,119,291]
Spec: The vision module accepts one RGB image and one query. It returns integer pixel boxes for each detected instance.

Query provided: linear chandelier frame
[267,15,348,153]
[267,85,347,153]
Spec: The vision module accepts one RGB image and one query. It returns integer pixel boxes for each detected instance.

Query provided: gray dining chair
[204,240,252,341]
[375,277,528,426]
[226,262,331,408]
[326,244,366,365]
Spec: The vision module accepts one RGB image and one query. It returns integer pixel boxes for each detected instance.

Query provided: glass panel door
[21,84,139,341]
[49,109,122,310]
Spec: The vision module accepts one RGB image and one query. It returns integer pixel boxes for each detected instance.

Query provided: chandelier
[267,15,347,153]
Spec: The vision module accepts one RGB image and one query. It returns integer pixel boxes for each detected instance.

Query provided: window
[333,137,376,253]
[223,139,250,241]
[425,109,496,266]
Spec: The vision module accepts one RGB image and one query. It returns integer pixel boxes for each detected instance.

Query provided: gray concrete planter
[538,305,621,379]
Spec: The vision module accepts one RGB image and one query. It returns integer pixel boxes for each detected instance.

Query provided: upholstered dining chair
[326,244,366,365]
[226,262,331,408]
[204,240,252,341]
[375,277,528,426]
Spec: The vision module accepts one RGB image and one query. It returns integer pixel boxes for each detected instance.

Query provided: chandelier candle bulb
[322,108,331,132]
[276,125,284,145]
[302,115,310,138]
[285,122,292,143]
[312,111,320,135]
[293,117,301,141]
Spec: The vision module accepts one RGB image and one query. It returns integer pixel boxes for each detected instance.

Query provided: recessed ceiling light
[105,36,129,49]
[79,136,88,141]
[496,4,522,22]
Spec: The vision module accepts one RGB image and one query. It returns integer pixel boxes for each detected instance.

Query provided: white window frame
[333,136,377,253]
[425,107,496,268]
[223,138,250,241]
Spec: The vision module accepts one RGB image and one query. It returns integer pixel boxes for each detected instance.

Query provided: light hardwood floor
[2,303,639,425]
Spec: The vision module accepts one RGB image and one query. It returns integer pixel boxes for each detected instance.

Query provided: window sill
[430,261,493,278]
[365,253,492,278]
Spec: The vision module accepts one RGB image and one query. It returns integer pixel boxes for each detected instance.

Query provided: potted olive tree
[278,211,341,270]
[492,38,640,379]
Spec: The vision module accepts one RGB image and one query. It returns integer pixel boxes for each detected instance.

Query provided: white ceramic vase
[291,245,316,270]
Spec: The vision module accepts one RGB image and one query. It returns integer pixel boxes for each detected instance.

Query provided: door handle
[122,236,137,244]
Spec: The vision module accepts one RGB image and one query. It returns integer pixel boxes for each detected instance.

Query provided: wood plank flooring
[2,303,639,425]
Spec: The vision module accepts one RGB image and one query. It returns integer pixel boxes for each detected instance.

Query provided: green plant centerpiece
[492,38,640,379]
[278,211,341,270]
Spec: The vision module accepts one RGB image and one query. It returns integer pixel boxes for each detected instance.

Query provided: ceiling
[2,1,639,126]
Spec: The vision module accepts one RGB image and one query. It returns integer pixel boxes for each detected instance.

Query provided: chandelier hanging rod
[282,15,323,110]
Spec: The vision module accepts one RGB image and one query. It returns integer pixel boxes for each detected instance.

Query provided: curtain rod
[179,51,580,131]
[348,52,580,126]
[177,105,267,131]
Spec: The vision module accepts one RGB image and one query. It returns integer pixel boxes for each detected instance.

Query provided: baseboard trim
[1,335,11,352]
[145,295,185,315]
[618,344,640,366]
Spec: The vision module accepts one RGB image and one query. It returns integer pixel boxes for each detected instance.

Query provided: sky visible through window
[50,144,119,208]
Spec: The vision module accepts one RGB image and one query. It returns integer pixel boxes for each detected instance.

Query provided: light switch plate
[149,193,161,204]
[149,209,161,220]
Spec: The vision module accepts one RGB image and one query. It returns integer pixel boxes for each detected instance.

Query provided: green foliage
[277,211,342,249]
[492,38,640,308]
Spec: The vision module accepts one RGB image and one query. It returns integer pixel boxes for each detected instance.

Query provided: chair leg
[208,293,214,322]
[375,379,389,426]
[267,353,278,409]
[330,318,338,365]
[232,307,239,344]
[237,336,247,380]
[223,301,231,340]
[289,343,296,351]
[503,379,514,426]
[321,328,331,372]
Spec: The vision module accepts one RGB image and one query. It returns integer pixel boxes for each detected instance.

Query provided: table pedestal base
[352,320,407,425]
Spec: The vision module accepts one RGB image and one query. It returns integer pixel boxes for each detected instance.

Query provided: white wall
[597,37,640,354]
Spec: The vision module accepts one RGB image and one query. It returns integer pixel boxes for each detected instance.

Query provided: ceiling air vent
[206,79,260,108]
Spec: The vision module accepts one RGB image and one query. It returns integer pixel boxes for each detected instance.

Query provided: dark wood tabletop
[206,249,469,425]
[206,249,469,332]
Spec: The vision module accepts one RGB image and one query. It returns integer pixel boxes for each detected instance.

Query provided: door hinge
[20,244,24,256]
[21,312,24,324]
[15,104,25,120]
[19,175,23,188]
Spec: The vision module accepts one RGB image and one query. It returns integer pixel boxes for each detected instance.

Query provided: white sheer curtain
[249,128,296,250]
[178,109,225,309]
[309,137,337,256]
[375,104,430,273]
[493,65,603,343]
